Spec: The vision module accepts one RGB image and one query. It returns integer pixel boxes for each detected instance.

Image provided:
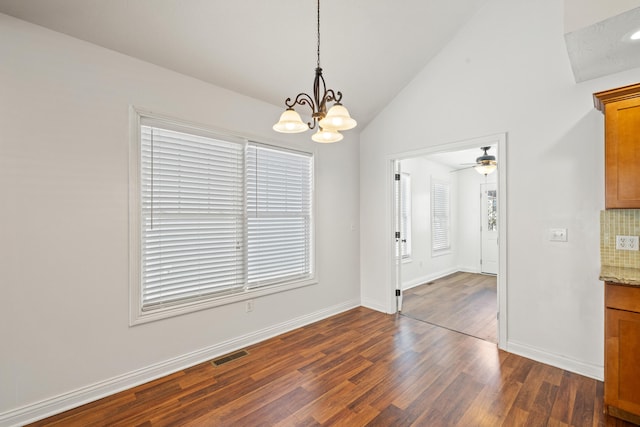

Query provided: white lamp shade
[273,109,308,133]
[319,104,357,131]
[311,127,343,143]
[474,162,497,175]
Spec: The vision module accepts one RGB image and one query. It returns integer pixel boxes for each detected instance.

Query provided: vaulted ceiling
[0,0,488,127]
[1,0,639,130]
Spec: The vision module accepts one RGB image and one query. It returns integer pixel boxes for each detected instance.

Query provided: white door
[481,183,498,275]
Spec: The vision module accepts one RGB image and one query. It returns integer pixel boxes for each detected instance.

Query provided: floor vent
[211,350,249,367]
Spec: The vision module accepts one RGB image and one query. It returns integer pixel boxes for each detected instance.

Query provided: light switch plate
[549,228,568,242]
[616,235,639,251]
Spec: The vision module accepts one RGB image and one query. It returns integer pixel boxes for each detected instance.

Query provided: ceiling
[0,0,489,128]
[427,145,496,170]
[2,1,638,128]
[565,6,640,82]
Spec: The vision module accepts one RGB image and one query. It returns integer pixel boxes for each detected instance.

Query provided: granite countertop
[600,265,640,286]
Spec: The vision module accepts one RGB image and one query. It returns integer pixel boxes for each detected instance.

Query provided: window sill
[130,278,318,326]
[431,250,452,258]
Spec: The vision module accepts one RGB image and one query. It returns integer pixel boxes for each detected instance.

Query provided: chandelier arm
[284,93,318,129]
[324,89,343,105]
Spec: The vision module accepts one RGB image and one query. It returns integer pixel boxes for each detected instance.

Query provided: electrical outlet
[616,235,639,251]
[246,300,254,312]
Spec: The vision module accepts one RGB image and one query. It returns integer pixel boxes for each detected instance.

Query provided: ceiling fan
[458,146,497,175]
[474,146,497,175]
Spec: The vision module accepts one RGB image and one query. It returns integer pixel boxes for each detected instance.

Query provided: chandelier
[273,0,357,143]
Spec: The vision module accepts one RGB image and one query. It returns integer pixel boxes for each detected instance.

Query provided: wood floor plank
[27,307,637,427]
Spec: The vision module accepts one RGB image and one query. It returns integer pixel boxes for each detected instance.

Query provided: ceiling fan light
[311,127,343,143]
[273,108,308,133]
[319,104,357,131]
[474,163,497,175]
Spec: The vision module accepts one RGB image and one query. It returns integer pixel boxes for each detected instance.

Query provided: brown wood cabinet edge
[593,82,640,112]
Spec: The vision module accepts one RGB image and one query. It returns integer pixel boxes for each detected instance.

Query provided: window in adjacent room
[431,179,450,254]
[130,112,314,324]
[400,173,412,259]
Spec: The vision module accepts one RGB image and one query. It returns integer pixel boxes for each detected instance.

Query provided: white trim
[496,135,508,350]
[128,106,143,326]
[457,266,481,274]
[0,299,360,427]
[507,340,603,381]
[431,250,453,258]
[360,297,389,314]
[401,267,459,290]
[132,279,318,325]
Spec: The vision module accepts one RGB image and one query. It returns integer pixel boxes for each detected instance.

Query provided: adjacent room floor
[401,271,497,343]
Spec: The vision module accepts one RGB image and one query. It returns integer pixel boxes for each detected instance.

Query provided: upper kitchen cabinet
[594,83,640,209]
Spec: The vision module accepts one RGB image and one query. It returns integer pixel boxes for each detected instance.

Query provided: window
[246,144,313,287]
[400,173,412,259]
[130,113,314,324]
[487,189,497,232]
[431,179,450,253]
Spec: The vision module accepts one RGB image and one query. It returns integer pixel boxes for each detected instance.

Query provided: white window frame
[129,108,316,325]
[431,178,451,256]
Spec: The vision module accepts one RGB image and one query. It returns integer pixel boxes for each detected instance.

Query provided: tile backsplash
[601,209,640,268]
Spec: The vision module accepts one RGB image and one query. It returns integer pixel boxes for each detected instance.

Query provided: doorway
[391,133,507,348]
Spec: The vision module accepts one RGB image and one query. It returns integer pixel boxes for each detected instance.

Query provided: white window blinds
[246,143,313,287]
[140,125,245,310]
[136,120,314,317]
[431,180,451,252]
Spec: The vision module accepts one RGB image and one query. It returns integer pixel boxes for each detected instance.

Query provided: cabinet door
[605,96,640,208]
[605,307,640,415]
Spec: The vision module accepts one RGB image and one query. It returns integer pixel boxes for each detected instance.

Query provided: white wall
[0,13,360,424]
[400,158,457,288]
[360,0,640,379]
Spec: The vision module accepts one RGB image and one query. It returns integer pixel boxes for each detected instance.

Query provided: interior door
[481,183,498,275]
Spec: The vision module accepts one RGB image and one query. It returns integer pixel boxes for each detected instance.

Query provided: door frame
[387,132,508,349]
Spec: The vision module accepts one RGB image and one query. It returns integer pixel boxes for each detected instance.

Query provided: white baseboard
[506,340,603,381]
[0,299,360,427]
[402,267,459,290]
[360,298,389,314]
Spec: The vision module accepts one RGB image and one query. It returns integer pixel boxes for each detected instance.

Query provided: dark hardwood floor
[401,271,497,343]
[29,307,634,426]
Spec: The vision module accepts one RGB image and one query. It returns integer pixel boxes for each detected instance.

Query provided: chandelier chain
[316,0,321,69]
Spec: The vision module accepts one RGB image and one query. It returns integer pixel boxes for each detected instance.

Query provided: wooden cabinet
[594,83,640,209]
[605,282,640,424]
